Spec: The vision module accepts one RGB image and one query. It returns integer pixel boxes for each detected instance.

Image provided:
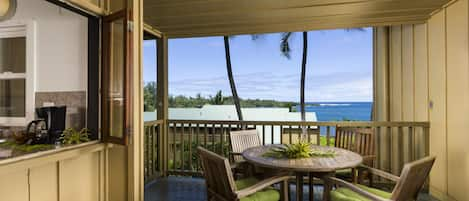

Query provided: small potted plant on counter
[59,128,90,146]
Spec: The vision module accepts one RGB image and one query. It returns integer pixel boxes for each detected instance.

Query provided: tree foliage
[144,82,157,111]
[143,83,297,111]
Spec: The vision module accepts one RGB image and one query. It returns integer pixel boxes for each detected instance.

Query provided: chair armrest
[235,174,291,199]
[326,177,391,201]
[358,165,400,182]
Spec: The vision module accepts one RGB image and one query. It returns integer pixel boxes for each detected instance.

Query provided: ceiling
[144,0,452,38]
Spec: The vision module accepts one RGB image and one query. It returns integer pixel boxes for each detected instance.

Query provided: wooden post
[157,35,169,176]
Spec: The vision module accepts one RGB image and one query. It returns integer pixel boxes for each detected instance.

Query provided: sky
[143,28,373,102]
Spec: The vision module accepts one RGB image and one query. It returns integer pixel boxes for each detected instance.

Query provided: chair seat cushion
[331,184,392,201]
[235,178,280,201]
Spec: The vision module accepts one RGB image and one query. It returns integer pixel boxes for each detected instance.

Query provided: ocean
[298,102,373,136]
[300,102,373,121]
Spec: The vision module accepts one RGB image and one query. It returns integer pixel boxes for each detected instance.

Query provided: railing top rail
[144,119,165,126]
[157,119,429,127]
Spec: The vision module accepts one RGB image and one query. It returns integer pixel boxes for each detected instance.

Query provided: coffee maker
[26,106,66,144]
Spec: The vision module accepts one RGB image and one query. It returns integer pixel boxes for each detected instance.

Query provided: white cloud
[169,71,372,102]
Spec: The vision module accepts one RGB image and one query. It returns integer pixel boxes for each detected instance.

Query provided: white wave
[318,103,352,107]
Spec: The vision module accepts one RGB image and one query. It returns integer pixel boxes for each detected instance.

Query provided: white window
[0,22,35,126]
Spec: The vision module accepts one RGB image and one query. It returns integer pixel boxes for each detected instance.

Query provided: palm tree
[224,36,244,121]
[281,32,308,135]
[280,29,364,137]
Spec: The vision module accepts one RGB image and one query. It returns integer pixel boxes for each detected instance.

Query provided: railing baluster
[188,123,193,171]
[144,126,148,178]
[181,123,185,171]
[289,125,292,144]
[398,126,404,173]
[326,126,331,146]
[376,126,381,170]
[271,125,274,144]
[163,122,167,175]
[151,125,156,176]
[204,124,208,148]
[196,123,200,171]
[424,126,430,157]
[262,125,266,145]
[408,126,413,161]
[212,124,216,152]
[316,126,320,146]
[387,126,392,173]
[172,123,177,171]
[220,124,225,156]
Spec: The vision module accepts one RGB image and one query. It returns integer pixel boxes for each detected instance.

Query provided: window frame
[101,7,132,145]
[0,21,36,126]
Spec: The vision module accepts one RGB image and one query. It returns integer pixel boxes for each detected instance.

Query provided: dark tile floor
[144,176,439,201]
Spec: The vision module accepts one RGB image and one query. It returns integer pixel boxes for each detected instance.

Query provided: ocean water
[300,102,373,121]
[298,102,373,136]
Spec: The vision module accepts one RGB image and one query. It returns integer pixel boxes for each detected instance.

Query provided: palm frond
[251,34,262,40]
[345,28,366,32]
[280,32,292,59]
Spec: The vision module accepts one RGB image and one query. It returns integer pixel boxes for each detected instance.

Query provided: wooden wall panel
[389,26,402,173]
[413,24,429,158]
[30,163,59,201]
[401,25,415,164]
[402,25,415,122]
[390,26,403,122]
[108,146,128,201]
[0,170,29,201]
[428,9,448,199]
[373,27,391,172]
[0,143,107,201]
[59,152,101,201]
[413,24,429,122]
[445,0,469,200]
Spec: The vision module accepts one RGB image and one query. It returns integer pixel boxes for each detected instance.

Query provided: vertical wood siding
[0,143,107,201]
[375,1,469,199]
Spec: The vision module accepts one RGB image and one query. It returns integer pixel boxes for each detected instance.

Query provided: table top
[242,144,363,173]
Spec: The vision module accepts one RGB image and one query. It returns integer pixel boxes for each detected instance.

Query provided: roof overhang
[144,0,452,38]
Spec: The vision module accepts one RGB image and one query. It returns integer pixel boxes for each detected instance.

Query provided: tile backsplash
[35,91,87,130]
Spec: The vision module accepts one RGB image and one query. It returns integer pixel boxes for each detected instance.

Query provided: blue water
[297,102,373,136]
[298,102,373,121]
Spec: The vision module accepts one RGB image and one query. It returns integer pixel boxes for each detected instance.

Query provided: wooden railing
[143,120,430,179]
[143,120,164,184]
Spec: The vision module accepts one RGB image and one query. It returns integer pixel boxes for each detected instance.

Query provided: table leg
[308,173,314,201]
[322,172,335,201]
[296,172,304,201]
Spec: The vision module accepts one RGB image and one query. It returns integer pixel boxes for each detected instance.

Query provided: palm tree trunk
[300,32,308,135]
[224,36,244,121]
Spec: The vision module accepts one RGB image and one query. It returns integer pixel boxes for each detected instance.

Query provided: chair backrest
[197,147,237,201]
[229,129,261,163]
[391,156,436,201]
[335,127,375,165]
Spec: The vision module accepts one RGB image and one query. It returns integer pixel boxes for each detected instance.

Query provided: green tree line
[144,82,297,111]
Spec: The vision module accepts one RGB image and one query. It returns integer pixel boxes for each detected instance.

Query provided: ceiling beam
[165,16,428,38]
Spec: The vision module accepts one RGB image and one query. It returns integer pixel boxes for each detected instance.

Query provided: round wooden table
[242,144,363,201]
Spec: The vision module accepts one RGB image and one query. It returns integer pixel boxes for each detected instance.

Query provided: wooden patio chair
[229,129,285,178]
[335,127,376,183]
[229,129,262,177]
[197,147,290,201]
[326,156,436,201]
[229,130,262,164]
